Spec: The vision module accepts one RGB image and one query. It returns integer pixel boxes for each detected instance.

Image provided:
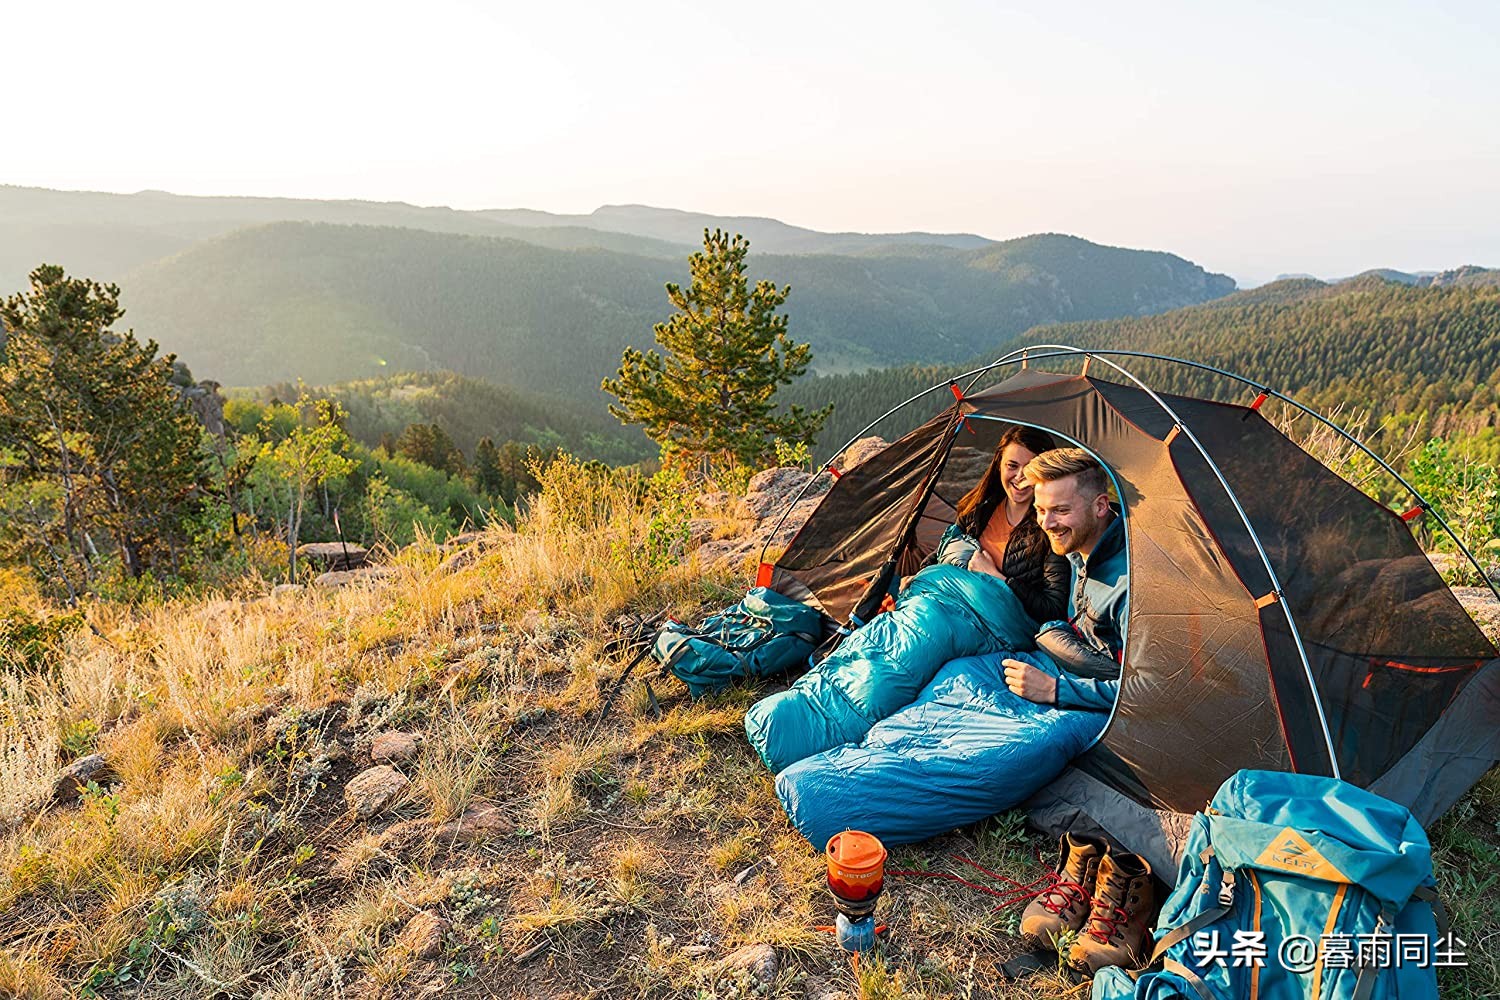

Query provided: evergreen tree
[472,437,506,498]
[602,230,831,468]
[0,265,206,587]
[397,422,466,476]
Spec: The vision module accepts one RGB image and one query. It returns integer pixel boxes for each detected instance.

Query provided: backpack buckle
[1218,872,1236,908]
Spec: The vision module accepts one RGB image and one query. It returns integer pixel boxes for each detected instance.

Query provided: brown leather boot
[1067,852,1155,974]
[1019,833,1107,951]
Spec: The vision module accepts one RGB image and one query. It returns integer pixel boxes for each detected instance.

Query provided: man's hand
[968,547,1003,578]
[1003,658,1057,704]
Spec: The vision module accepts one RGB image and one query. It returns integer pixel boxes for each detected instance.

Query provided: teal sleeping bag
[775,650,1107,847]
[744,563,1041,774]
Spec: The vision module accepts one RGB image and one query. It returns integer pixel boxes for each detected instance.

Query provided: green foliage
[604,230,832,467]
[396,422,467,477]
[363,474,455,548]
[0,265,207,594]
[1406,438,1500,581]
[636,465,694,576]
[244,396,358,580]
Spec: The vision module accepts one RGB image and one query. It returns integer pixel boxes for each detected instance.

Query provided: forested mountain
[784,276,1500,458]
[119,222,1235,393]
[0,185,691,291]
[238,371,651,464]
[479,203,994,254]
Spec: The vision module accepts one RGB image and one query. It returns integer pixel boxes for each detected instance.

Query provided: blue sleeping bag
[744,563,1040,774]
[776,650,1108,847]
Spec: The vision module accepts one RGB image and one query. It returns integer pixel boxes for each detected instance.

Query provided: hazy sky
[7,0,1498,285]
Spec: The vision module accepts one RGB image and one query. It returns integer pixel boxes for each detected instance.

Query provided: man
[1001,447,1127,710]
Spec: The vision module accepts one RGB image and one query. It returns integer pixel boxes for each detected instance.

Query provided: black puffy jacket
[999,514,1071,624]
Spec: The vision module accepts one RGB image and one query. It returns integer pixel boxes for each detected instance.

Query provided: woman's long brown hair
[953,424,1058,536]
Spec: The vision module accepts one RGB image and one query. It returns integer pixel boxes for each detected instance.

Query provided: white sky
[5,0,1498,285]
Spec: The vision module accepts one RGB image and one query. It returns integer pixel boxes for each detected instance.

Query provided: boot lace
[1085,884,1134,944]
[1035,872,1092,915]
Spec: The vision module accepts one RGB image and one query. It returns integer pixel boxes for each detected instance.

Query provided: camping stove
[826,830,886,952]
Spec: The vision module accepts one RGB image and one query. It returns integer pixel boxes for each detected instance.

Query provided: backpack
[1092,770,1450,1000]
[651,587,824,699]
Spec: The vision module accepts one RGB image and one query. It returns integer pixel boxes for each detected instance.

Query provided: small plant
[59,717,100,758]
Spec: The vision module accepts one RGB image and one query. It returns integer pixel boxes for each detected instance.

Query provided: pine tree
[472,437,506,499]
[602,230,831,468]
[0,265,207,587]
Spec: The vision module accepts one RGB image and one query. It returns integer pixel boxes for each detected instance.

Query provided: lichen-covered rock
[838,436,889,471]
[395,910,449,959]
[718,943,778,984]
[52,754,116,803]
[314,566,397,589]
[344,765,408,819]
[370,731,421,765]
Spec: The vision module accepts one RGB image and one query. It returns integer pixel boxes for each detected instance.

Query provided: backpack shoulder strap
[1160,958,1223,1000]
[1411,885,1449,937]
[1148,849,1238,965]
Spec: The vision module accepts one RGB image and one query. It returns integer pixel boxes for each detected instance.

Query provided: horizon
[5,0,1499,287]
[8,180,1491,290]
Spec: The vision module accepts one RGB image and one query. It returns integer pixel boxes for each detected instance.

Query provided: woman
[747,423,1067,774]
[928,424,1069,625]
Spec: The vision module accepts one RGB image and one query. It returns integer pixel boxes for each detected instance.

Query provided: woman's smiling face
[1000,443,1039,507]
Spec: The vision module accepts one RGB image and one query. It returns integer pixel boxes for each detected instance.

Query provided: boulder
[379,801,513,853]
[314,566,398,589]
[371,731,422,765]
[839,436,888,472]
[344,765,409,819]
[52,754,116,803]
[395,910,449,959]
[295,542,368,571]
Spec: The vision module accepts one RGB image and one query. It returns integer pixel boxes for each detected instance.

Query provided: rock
[688,518,718,546]
[314,566,397,589]
[295,541,368,571]
[839,436,888,472]
[804,977,852,1000]
[433,801,512,843]
[344,765,409,819]
[379,801,513,853]
[395,910,449,959]
[371,731,421,765]
[680,944,714,957]
[696,491,732,512]
[270,583,304,598]
[747,467,811,498]
[719,943,778,985]
[52,754,116,803]
[1456,587,1500,644]
[441,530,490,549]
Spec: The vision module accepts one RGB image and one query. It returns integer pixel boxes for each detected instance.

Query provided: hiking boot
[1019,833,1107,951]
[1068,852,1155,974]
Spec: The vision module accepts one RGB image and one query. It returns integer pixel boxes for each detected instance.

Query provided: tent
[760,348,1500,874]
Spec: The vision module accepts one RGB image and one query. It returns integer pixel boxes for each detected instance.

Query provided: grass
[0,461,1496,999]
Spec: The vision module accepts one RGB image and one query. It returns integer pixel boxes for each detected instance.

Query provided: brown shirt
[977,506,1020,568]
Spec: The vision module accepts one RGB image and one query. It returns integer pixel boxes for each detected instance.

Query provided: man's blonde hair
[1024,447,1109,499]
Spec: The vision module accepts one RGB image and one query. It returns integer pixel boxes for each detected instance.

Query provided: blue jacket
[1053,513,1128,711]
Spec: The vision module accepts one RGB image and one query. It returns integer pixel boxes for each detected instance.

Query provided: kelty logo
[1254,827,1349,882]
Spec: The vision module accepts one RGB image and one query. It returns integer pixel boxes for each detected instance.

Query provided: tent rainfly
[762,349,1500,874]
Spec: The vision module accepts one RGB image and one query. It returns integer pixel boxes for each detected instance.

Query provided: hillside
[118,222,1235,394]
[0,185,693,291]
[784,277,1500,457]
[480,203,995,254]
[242,371,652,464]
[2,467,1496,999]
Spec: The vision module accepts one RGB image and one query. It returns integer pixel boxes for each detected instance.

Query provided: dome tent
[761,348,1500,876]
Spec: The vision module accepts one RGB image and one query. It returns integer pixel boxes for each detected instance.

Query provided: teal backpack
[651,587,824,699]
[1093,770,1451,1000]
